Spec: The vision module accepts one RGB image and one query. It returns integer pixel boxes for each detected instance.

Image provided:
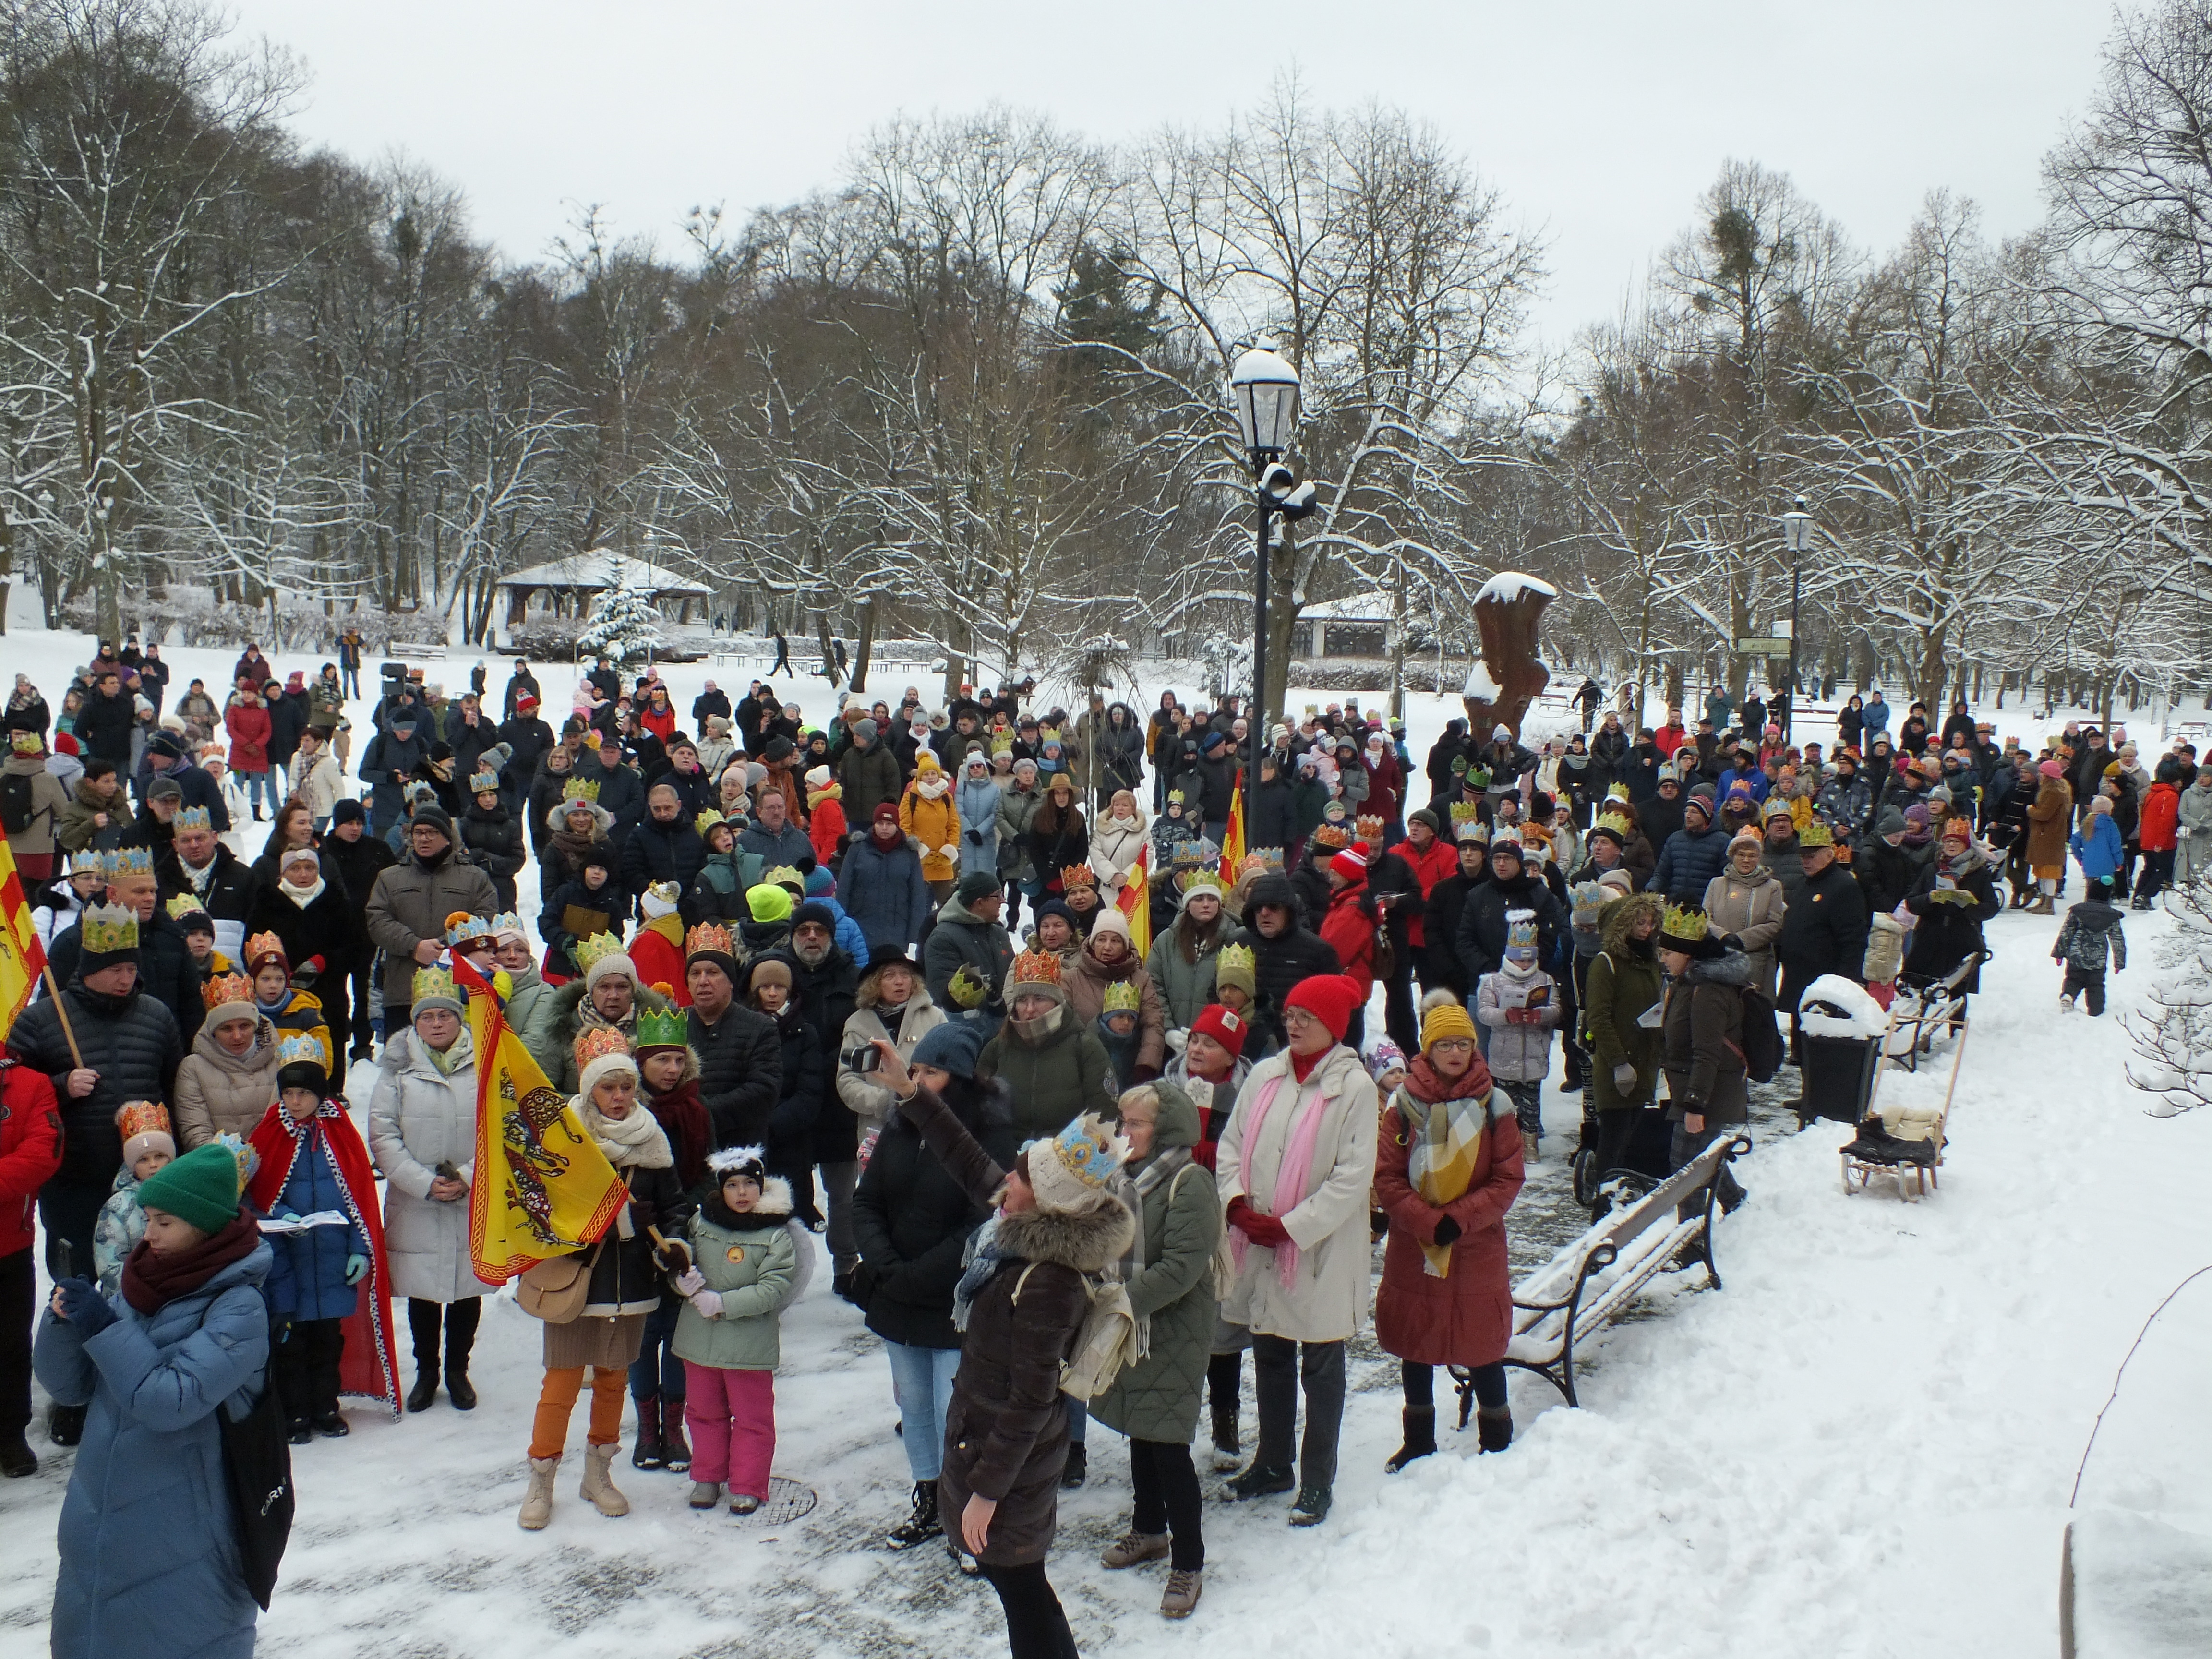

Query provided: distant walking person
[769,631,793,679]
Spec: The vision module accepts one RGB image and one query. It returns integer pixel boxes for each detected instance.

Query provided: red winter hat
[1284,974,1361,1043]
[1330,842,1370,882]
[1190,1003,1247,1058]
[873,801,902,826]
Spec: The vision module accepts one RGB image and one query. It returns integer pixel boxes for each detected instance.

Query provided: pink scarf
[1228,1067,1335,1288]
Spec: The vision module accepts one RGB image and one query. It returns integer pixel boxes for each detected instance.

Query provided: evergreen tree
[577,554,664,664]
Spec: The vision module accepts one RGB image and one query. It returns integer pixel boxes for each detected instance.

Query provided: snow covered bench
[1493,1132,1753,1410]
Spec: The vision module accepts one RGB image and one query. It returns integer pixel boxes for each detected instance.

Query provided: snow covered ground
[0,620,2201,1656]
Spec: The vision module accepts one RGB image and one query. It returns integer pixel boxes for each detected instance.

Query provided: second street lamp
[1227,347,1310,848]
[1779,497,1813,743]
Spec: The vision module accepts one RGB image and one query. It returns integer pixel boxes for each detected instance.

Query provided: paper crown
[1164,837,1210,870]
[573,932,626,975]
[470,770,501,794]
[115,1099,170,1140]
[81,903,139,955]
[446,912,495,947]
[1036,1113,1130,1194]
[1506,909,1539,953]
[1101,980,1142,1015]
[244,931,287,970]
[1592,810,1634,841]
[214,1131,259,1194]
[490,911,527,940]
[201,971,253,1012]
[1660,903,1713,944]
[1355,814,1385,842]
[1797,819,1835,849]
[1608,782,1631,801]
[990,735,1014,756]
[1245,847,1284,869]
[165,891,210,922]
[561,779,602,805]
[1009,948,1064,987]
[173,806,212,832]
[1178,868,1226,898]
[1166,788,1186,805]
[763,864,806,893]
[1215,941,1256,978]
[411,964,459,1006]
[275,1032,326,1071]
[1449,800,1483,823]
[572,1024,633,1073]
[99,847,154,879]
[7,728,39,754]
[635,1007,689,1050]
[685,920,736,963]
[1313,824,1350,850]
[694,808,727,835]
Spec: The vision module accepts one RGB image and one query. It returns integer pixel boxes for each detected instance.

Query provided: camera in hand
[842,1045,880,1072]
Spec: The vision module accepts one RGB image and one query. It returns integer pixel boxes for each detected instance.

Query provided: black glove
[1720,933,1743,952]
[56,1278,118,1336]
[1431,1214,1462,1247]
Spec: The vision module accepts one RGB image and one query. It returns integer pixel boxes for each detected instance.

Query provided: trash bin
[1792,974,1887,1128]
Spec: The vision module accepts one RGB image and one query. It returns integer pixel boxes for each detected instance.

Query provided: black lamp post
[1229,347,1305,847]
[1780,497,1813,743]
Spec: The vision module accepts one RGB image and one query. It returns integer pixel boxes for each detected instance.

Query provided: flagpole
[38,965,83,1071]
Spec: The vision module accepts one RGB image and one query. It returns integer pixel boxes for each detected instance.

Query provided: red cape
[247,1099,400,1418]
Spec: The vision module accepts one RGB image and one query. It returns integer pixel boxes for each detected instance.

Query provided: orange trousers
[529,1365,628,1460]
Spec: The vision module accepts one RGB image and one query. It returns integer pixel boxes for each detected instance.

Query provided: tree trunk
[1915,622,1949,713]
[851,600,876,694]
[1387,564,1407,721]
[815,613,843,690]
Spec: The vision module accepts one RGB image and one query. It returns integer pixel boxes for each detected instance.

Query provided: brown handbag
[516,1241,603,1324]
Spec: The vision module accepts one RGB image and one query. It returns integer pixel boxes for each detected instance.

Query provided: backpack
[0,770,36,836]
[1014,1262,1139,1401]
[1732,985,1783,1083]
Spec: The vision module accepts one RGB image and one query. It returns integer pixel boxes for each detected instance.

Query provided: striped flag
[1219,777,1246,882]
[0,824,47,1045]
[1116,843,1152,959]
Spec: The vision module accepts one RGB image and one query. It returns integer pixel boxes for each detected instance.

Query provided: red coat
[1373,1058,1525,1368]
[1398,835,1459,950]
[1361,747,1404,825]
[225,694,272,771]
[2140,781,2180,852]
[0,1059,61,1257]
[629,921,690,1006]
[1319,868,1378,1002]
[640,700,676,741]
[808,790,848,868]
[1654,723,1688,758]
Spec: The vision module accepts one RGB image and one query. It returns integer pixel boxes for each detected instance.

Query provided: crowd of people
[0,640,2186,1658]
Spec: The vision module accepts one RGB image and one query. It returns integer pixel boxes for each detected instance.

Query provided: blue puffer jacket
[2069,813,2125,883]
[838,834,931,959]
[1650,823,1733,905]
[36,1240,274,1659]
[957,774,1003,877]
[806,889,873,966]
[263,1118,366,1323]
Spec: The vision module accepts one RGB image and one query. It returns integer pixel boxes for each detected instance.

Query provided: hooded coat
[1143,905,1228,1030]
[1660,949,1752,1124]
[839,831,932,959]
[1062,931,1168,1077]
[1090,804,1150,895]
[673,1183,800,1374]
[1216,1040,1379,1344]
[171,1018,282,1151]
[852,1076,1022,1348]
[837,734,904,829]
[368,1027,499,1303]
[1224,873,1343,1054]
[1374,1057,1524,1368]
[892,1081,1134,1567]
[921,893,1015,1012]
[1089,1082,1222,1443]
[1582,893,1665,1113]
[978,1001,1120,1141]
[36,1238,274,1659]
[1701,860,1787,1000]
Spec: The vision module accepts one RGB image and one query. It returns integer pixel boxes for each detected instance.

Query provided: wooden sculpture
[1460,572,1558,739]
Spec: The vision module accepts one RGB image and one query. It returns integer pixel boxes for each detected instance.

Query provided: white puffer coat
[368,1028,500,1302]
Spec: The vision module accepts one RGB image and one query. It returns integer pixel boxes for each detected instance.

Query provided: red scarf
[246,1100,399,1417]
[120,1210,262,1316]
[646,1080,712,1192]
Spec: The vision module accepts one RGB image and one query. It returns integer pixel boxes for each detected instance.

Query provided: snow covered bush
[2125,875,2212,1115]
[576,556,665,664]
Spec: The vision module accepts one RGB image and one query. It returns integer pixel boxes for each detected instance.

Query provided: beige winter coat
[368,1028,499,1303]
[1702,863,1787,1000]
[1215,1041,1379,1343]
[834,973,947,1135]
[171,1017,282,1149]
[293,749,345,823]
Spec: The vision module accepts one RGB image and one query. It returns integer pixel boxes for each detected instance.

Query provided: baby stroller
[1569,1098,1676,1214]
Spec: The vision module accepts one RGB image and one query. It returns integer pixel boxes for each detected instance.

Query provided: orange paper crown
[684,921,736,962]
[1061,863,1098,890]
[114,1099,171,1140]
[1355,814,1386,842]
[244,931,286,971]
[572,1024,633,1072]
[1010,948,1065,987]
[201,971,253,1012]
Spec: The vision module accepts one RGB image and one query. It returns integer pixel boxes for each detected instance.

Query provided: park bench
[1469,1132,1753,1414]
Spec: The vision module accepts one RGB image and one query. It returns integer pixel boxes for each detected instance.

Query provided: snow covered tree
[577,554,662,664]
[2127,873,2212,1116]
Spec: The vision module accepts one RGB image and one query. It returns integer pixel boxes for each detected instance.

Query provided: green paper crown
[635,1007,689,1049]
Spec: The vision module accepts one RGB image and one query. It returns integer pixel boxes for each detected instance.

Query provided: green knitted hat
[136,1142,244,1236]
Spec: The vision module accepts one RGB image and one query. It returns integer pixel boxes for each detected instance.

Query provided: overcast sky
[228,0,2119,351]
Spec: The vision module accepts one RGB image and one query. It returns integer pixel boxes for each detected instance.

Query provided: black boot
[1476,1405,1514,1454]
[1208,1392,1241,1472]
[443,1307,478,1411]
[1226,1461,1295,1499]
[631,1395,666,1469]
[0,1431,36,1478]
[1385,1405,1437,1472]
[287,1415,313,1445]
[885,1481,942,1549]
[1060,1443,1087,1488]
[406,1302,439,1412]
[406,1370,437,1413]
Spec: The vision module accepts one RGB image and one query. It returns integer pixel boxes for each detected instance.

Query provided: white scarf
[916,775,949,799]
[281,876,325,909]
[576,1095,672,1171]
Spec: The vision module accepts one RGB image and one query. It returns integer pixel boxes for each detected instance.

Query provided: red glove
[1226,1197,1291,1250]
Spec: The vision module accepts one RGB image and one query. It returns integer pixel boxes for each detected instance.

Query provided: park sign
[1735,637,1794,656]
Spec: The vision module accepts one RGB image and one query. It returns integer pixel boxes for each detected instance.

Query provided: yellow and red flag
[0,824,48,1045]
[1219,778,1246,883]
[1116,843,1153,960]
[457,954,630,1284]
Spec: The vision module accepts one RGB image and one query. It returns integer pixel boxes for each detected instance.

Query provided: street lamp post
[1779,497,1813,744]
[1229,348,1303,848]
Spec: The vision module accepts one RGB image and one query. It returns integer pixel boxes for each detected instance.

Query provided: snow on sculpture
[1461,569,1557,738]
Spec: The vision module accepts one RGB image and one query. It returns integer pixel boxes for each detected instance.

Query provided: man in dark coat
[1776,823,1871,1036]
[681,926,783,1147]
[621,783,709,917]
[1422,830,1490,998]
[74,670,137,768]
[501,659,542,721]
[737,788,815,874]
[46,859,203,1045]
[497,695,554,804]
[1649,793,1729,903]
[581,734,646,850]
[691,680,732,727]
[838,720,904,829]
[1455,834,1566,989]
[787,903,864,1285]
[1225,872,1342,1053]
[1245,752,1300,861]
[921,875,1015,1018]
[156,814,256,964]
[320,799,396,1060]
[140,733,231,831]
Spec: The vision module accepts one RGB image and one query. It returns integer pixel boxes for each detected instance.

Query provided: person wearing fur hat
[869,1034,1134,1648]
[461,767,526,908]
[1215,974,1379,1527]
[171,973,281,1150]
[1088,1080,1222,1618]
[37,1139,274,1658]
[91,1103,174,1296]
[979,948,1120,1141]
[669,1146,799,1514]
[1655,906,1751,1221]
[1475,915,1562,1153]
[369,971,498,1415]
[541,781,615,893]
[1375,991,1524,1471]
[517,1028,692,1531]
[1064,906,1168,1081]
[248,1035,395,1439]
[1903,817,2001,1001]
[1703,827,1787,1000]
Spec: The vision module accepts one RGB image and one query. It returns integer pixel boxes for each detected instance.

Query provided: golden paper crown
[1216,942,1256,980]
[1102,980,1142,1014]
[694,807,727,835]
[1313,824,1350,850]
[1660,903,1712,943]
[1009,948,1065,987]
[763,864,805,893]
[1593,810,1634,840]
[81,903,139,955]
[1449,800,1483,823]
[572,932,626,976]
[1355,814,1385,842]
[275,1032,325,1071]
[684,921,736,962]
[411,964,459,1006]
[561,779,602,805]
[114,1099,170,1140]
[1061,863,1097,890]
[572,1024,632,1072]
[1178,868,1226,898]
[244,931,286,969]
[1798,819,1834,849]
[201,972,253,1012]
[165,891,209,922]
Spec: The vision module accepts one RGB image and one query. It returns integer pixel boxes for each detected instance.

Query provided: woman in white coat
[1092,789,1151,902]
[1214,972,1378,1529]
[369,972,499,1414]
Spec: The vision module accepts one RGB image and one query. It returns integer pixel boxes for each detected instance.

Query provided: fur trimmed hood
[699,1174,796,1227]
[993,1189,1134,1274]
[1599,890,1664,954]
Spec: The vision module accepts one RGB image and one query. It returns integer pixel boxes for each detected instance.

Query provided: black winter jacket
[1456,867,1567,986]
[1227,874,1344,1052]
[621,815,706,913]
[461,803,527,907]
[789,948,862,1160]
[1246,774,1300,857]
[851,1078,1022,1349]
[45,913,205,1045]
[686,1002,784,1149]
[1777,861,1871,1011]
[7,980,182,1186]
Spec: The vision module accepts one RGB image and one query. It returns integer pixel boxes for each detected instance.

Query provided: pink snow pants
[683,1360,775,1497]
